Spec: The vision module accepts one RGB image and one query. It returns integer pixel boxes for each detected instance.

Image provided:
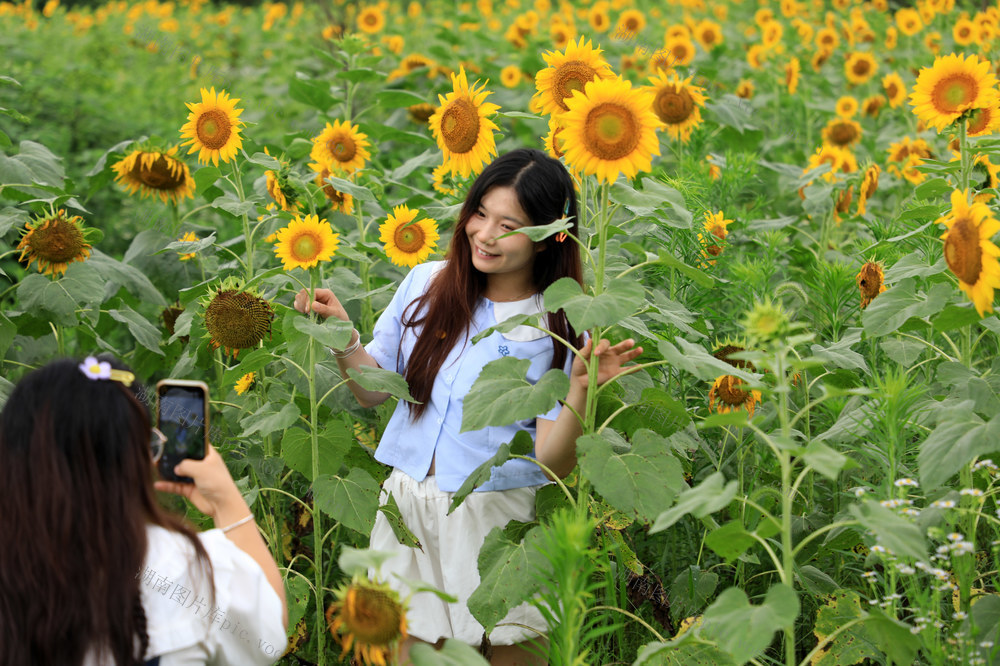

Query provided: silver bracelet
[330,329,361,358]
[220,514,255,534]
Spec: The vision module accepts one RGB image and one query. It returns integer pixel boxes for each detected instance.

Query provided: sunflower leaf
[918,409,1000,490]
[460,356,570,432]
[0,205,28,237]
[656,338,756,383]
[448,430,534,515]
[849,501,927,561]
[654,249,715,288]
[109,306,165,356]
[376,89,431,109]
[377,491,423,549]
[240,401,301,438]
[699,584,800,664]
[651,472,738,533]
[321,175,377,202]
[497,216,572,242]
[861,278,952,337]
[0,140,64,188]
[291,316,355,350]
[312,467,381,535]
[345,365,417,403]
[543,276,645,330]
[410,640,490,665]
[288,75,335,112]
[281,425,351,482]
[470,312,542,344]
[15,262,106,326]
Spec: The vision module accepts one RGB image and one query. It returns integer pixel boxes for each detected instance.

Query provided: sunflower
[937,189,1000,315]
[273,214,340,271]
[309,164,355,214]
[761,20,783,47]
[785,57,801,95]
[544,118,567,159]
[644,72,706,144]
[970,155,1000,202]
[558,76,661,184]
[834,186,854,223]
[856,164,880,216]
[822,117,862,148]
[897,153,928,185]
[326,577,407,666]
[16,209,95,276]
[428,67,500,180]
[310,120,371,176]
[201,277,276,357]
[694,19,723,50]
[881,72,906,108]
[431,162,459,196]
[388,53,435,81]
[836,95,859,118]
[161,301,188,343]
[533,37,615,116]
[736,79,755,98]
[378,205,440,268]
[550,21,574,50]
[112,145,195,204]
[407,103,436,123]
[235,372,256,395]
[967,104,1000,137]
[179,87,244,166]
[177,231,198,260]
[500,65,522,88]
[896,7,923,36]
[856,260,887,309]
[588,2,610,32]
[357,5,384,34]
[910,54,1000,132]
[816,26,839,51]
[712,340,756,371]
[844,51,877,85]
[698,210,732,263]
[709,375,761,417]
[618,8,645,34]
[804,144,857,183]
[747,44,767,70]
[887,136,932,163]
[665,24,691,41]
[662,37,696,69]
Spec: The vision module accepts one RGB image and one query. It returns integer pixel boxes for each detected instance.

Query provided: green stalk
[308,269,327,664]
[775,347,796,666]
[230,161,254,282]
[355,203,374,335]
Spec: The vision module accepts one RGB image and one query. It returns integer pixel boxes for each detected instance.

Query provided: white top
[84,524,286,665]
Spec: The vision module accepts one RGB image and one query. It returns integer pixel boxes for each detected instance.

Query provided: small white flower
[884,593,903,601]
[871,544,887,554]
[897,565,916,575]
[853,487,869,498]
[931,568,950,580]
[937,545,952,555]
[961,488,985,497]
[862,571,878,580]
[973,459,995,471]
[980,640,995,649]
[880,499,902,508]
[915,561,929,571]
[901,508,921,517]
[895,478,919,487]
[934,620,945,629]
[953,611,968,620]
[931,499,956,509]
[868,598,878,605]
[910,625,922,634]
[951,541,974,556]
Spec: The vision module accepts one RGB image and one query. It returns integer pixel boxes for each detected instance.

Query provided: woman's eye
[501,224,512,231]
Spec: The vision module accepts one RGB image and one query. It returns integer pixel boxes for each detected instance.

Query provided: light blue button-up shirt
[363,260,579,492]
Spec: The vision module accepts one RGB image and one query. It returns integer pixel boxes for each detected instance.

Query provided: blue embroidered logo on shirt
[498,345,510,356]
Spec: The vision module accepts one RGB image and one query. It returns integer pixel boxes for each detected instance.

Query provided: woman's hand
[153,444,247,520]
[570,337,644,392]
[293,287,349,322]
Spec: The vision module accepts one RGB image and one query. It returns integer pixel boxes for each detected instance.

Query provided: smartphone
[155,379,210,483]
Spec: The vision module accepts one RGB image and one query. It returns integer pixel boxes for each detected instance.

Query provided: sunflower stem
[307,268,327,665]
[230,161,255,282]
[959,116,971,194]
[355,202,374,336]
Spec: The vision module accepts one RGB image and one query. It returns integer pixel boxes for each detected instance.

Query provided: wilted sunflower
[273,214,340,271]
[560,75,661,184]
[937,188,1000,315]
[645,72,706,143]
[533,37,615,116]
[844,51,878,85]
[326,577,408,666]
[17,209,95,276]
[834,185,854,223]
[160,301,189,343]
[310,163,355,214]
[856,164,880,216]
[202,278,276,357]
[179,87,244,166]
[112,145,195,204]
[785,57,801,95]
[910,53,1000,132]
[428,66,501,180]
[698,210,732,263]
[712,340,756,371]
[310,120,371,176]
[709,375,761,417]
[234,372,255,395]
[836,96,859,118]
[177,231,198,261]
[856,260,887,309]
[356,5,384,34]
[822,117,862,148]
[379,205,440,268]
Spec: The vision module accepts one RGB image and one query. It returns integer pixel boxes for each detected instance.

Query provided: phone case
[155,379,210,483]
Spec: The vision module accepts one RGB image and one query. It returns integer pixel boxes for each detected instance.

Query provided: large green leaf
[468,521,549,634]
[0,140,64,188]
[410,639,490,665]
[651,473,737,533]
[543,277,646,331]
[16,262,106,326]
[812,590,878,666]
[704,521,757,562]
[377,492,422,549]
[670,566,719,622]
[239,401,301,438]
[700,584,800,664]
[291,316,355,350]
[861,279,952,337]
[809,329,869,374]
[801,441,850,481]
[0,205,29,237]
[577,429,686,524]
[448,430,534,515]
[864,609,920,666]
[918,409,1000,490]
[280,425,351,481]
[633,640,736,665]
[345,365,416,403]
[460,356,569,432]
[87,249,166,305]
[313,467,381,534]
[656,338,757,383]
[0,312,16,359]
[848,501,926,561]
[655,249,715,289]
[109,306,165,356]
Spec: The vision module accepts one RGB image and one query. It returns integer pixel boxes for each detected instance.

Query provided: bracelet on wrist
[330,328,361,358]
[220,514,255,534]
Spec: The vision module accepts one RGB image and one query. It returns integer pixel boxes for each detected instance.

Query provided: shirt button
[437,418,443,424]
[446,374,453,381]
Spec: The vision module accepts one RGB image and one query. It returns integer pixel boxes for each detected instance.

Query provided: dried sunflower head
[326,576,408,666]
[200,277,275,357]
[17,209,98,276]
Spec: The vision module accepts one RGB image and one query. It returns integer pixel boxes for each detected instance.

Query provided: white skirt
[368,468,548,646]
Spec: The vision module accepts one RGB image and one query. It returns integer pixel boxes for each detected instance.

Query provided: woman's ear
[535,241,547,253]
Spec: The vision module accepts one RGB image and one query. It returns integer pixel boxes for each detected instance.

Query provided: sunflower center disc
[933,75,977,112]
[655,86,695,125]
[292,233,320,261]
[31,220,85,262]
[347,588,403,644]
[394,223,425,253]
[829,122,858,146]
[138,155,182,190]
[196,109,232,150]
[719,377,749,405]
[968,108,991,135]
[554,62,597,110]
[887,82,899,99]
[364,13,378,26]
[584,103,641,161]
[944,217,984,285]
[853,60,870,77]
[329,135,357,163]
[441,98,481,154]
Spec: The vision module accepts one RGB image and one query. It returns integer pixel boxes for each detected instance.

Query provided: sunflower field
[6,0,1000,663]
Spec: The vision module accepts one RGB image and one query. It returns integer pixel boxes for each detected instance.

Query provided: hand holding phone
[155,379,209,484]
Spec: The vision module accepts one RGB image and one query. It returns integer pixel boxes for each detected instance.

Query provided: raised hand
[293,287,350,322]
[570,337,644,391]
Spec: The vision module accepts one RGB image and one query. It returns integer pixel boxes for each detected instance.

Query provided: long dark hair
[401,148,584,421]
[0,356,214,665]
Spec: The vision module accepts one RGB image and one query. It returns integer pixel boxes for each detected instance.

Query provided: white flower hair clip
[79,356,136,387]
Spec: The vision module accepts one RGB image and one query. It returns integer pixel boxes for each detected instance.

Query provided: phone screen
[157,385,207,483]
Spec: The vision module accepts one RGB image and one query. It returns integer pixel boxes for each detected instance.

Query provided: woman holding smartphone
[295,148,641,664]
[0,355,287,665]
